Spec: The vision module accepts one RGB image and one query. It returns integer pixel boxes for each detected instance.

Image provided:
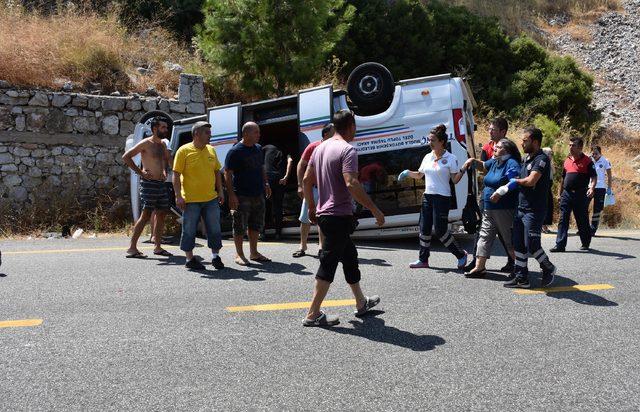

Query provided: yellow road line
[515,284,614,295]
[0,319,43,328]
[227,299,356,312]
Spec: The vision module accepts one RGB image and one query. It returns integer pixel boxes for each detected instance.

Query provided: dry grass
[0,2,198,95]
[449,0,620,34]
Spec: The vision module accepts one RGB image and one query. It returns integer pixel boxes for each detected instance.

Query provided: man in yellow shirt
[173,121,225,270]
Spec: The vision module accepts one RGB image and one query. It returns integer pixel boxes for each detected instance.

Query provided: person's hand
[218,193,225,206]
[397,169,410,181]
[176,196,186,211]
[279,177,287,186]
[490,192,502,203]
[228,194,239,211]
[462,158,474,171]
[141,169,152,180]
[587,187,594,198]
[606,187,613,195]
[373,208,385,227]
[309,208,317,225]
[297,186,304,199]
[161,170,167,181]
[265,185,272,199]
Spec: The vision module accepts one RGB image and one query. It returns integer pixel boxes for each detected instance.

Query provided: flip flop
[292,249,306,258]
[235,257,250,266]
[250,255,271,262]
[126,251,147,259]
[153,249,173,257]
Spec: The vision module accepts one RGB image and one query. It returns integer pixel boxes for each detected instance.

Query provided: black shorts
[140,178,170,211]
[316,215,361,284]
[232,195,265,236]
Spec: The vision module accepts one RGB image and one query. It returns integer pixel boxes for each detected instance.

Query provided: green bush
[335,0,596,131]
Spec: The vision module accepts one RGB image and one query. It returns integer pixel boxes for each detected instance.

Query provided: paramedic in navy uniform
[490,126,557,289]
[550,137,597,252]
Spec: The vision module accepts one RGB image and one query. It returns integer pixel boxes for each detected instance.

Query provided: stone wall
[0,73,206,207]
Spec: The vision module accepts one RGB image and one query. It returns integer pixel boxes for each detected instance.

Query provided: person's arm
[450,158,464,184]
[173,171,185,210]
[398,170,424,181]
[343,172,385,227]
[462,157,485,173]
[122,140,151,179]
[303,164,317,224]
[224,169,238,210]
[280,155,294,186]
[215,170,224,205]
[263,165,272,199]
[489,161,521,203]
[296,158,308,199]
[606,168,613,190]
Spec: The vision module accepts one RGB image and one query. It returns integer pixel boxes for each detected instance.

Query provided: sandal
[464,268,487,278]
[250,254,271,262]
[235,256,250,266]
[292,249,306,258]
[125,251,147,259]
[153,249,173,257]
[302,312,340,327]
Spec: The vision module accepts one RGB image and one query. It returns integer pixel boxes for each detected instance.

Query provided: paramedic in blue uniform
[490,126,557,289]
[589,145,612,236]
[550,137,597,252]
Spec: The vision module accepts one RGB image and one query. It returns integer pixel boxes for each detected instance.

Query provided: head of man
[333,110,356,142]
[489,117,508,142]
[591,144,602,160]
[321,123,335,140]
[428,124,448,152]
[569,137,584,158]
[521,126,543,154]
[151,117,170,140]
[191,121,212,147]
[242,122,260,146]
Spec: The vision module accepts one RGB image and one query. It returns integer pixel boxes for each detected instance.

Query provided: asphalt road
[1,230,639,410]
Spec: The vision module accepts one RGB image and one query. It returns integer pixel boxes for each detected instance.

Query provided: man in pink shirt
[301,110,385,327]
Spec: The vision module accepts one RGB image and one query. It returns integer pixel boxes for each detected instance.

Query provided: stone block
[12,147,29,157]
[123,112,134,121]
[0,95,29,105]
[28,166,42,177]
[15,115,25,131]
[119,120,135,136]
[36,157,54,169]
[45,109,74,133]
[74,116,99,133]
[169,102,187,113]
[102,97,126,111]
[81,147,98,157]
[27,111,47,131]
[3,174,22,186]
[190,83,205,103]
[142,99,157,112]
[178,81,191,104]
[187,102,205,114]
[73,96,88,107]
[62,147,77,156]
[29,92,49,107]
[102,115,119,135]
[21,157,35,166]
[126,99,142,111]
[158,99,170,112]
[52,93,72,107]
[0,146,7,153]
[65,108,79,116]
[31,149,49,158]
[1,164,17,172]
[10,186,28,202]
[46,175,62,186]
[50,165,62,175]
[11,107,22,114]
[88,97,102,110]
[96,152,113,163]
[6,90,19,97]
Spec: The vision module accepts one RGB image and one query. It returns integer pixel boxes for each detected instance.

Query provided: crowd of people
[121,110,614,326]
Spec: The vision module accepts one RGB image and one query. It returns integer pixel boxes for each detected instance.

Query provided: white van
[126,63,480,238]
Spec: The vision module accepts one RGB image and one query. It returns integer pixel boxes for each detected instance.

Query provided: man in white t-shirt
[590,145,612,236]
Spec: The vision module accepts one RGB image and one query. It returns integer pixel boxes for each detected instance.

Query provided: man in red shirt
[292,123,335,257]
[551,137,597,252]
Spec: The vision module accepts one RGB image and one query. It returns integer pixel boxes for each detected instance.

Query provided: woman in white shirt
[398,124,468,269]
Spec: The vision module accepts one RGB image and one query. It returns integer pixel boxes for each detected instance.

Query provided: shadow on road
[559,249,636,260]
[201,268,265,281]
[541,275,618,307]
[327,311,446,352]
[250,261,312,276]
[0,273,6,278]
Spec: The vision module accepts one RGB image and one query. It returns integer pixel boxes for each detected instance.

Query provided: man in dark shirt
[551,137,597,252]
[262,144,293,240]
[491,126,556,289]
[224,122,272,265]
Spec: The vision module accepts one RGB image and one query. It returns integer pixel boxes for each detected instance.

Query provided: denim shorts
[232,196,265,236]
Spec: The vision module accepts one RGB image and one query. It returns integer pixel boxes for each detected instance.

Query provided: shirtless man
[122,117,172,258]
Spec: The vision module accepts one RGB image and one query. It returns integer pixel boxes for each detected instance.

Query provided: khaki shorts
[232,196,265,236]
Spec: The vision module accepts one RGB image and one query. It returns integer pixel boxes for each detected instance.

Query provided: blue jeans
[180,198,222,252]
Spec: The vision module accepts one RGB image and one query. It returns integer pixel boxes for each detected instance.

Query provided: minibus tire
[347,62,394,115]
[139,110,174,128]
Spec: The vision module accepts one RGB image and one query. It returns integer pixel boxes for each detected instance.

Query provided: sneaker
[409,259,429,269]
[580,245,590,251]
[186,257,205,270]
[500,261,514,273]
[211,256,225,270]
[302,312,340,327]
[541,263,557,288]
[503,276,531,289]
[550,246,565,253]
[355,295,380,317]
[457,251,469,269]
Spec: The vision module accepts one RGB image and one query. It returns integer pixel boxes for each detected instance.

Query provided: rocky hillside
[547,0,640,131]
